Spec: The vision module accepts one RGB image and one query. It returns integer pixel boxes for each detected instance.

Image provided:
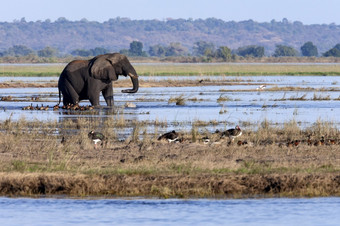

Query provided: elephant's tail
[58,88,62,106]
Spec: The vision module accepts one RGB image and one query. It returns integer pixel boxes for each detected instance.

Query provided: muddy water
[0,75,340,134]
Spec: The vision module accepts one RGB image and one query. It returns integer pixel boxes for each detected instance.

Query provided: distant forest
[1,17,340,58]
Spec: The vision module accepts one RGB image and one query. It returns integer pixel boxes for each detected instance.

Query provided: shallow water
[0,197,339,225]
[0,75,340,134]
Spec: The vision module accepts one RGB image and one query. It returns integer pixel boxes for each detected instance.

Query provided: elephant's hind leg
[61,80,80,106]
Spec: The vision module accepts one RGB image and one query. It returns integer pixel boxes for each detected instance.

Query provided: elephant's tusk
[128,73,138,79]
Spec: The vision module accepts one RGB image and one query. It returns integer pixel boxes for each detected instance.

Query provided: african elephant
[58,53,139,107]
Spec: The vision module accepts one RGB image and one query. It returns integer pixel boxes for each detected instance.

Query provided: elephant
[58,53,139,107]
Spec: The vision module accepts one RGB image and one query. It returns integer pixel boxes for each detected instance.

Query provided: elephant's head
[89,53,139,93]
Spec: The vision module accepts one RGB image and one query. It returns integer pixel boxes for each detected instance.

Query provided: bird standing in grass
[158,130,180,143]
[88,131,105,149]
[220,125,242,142]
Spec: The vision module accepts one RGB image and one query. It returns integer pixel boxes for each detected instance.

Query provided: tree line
[1,40,340,60]
[1,17,340,56]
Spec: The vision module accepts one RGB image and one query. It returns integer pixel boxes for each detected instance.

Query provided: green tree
[236,45,264,57]
[165,43,188,56]
[129,41,147,56]
[323,44,340,57]
[119,49,129,56]
[300,41,318,57]
[70,47,109,57]
[37,46,58,57]
[193,41,215,56]
[149,43,188,57]
[91,47,109,56]
[71,49,92,57]
[216,46,232,61]
[273,45,298,57]
[6,45,35,56]
[148,45,166,57]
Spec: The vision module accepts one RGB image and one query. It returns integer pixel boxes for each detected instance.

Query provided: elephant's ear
[89,56,118,81]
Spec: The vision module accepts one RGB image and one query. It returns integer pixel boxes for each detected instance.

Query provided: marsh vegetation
[0,117,339,197]
[0,63,339,198]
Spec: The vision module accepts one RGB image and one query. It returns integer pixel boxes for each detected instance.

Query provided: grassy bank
[0,118,339,198]
[0,64,64,77]
[1,62,340,77]
[135,63,340,76]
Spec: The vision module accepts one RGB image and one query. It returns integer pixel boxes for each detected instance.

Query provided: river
[1,75,340,132]
[0,197,339,225]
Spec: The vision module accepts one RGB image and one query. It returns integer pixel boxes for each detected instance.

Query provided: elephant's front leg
[87,80,102,107]
[102,84,113,106]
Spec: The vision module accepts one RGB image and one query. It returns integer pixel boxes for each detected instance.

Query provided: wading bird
[88,131,105,149]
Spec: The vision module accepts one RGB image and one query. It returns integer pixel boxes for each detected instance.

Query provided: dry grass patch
[0,118,339,197]
[168,95,186,105]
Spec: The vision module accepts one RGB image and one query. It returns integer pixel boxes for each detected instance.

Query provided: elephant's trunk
[122,73,139,93]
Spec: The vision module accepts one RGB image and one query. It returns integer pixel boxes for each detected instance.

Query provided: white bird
[256,85,266,91]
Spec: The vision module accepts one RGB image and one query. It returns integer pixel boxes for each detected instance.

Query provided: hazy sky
[1,0,340,24]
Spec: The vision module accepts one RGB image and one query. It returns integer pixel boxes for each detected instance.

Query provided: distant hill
[0,17,339,55]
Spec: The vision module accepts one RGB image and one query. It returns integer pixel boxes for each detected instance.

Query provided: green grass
[134,63,340,76]
[2,63,340,77]
[0,64,65,77]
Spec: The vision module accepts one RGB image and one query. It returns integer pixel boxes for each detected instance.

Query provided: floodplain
[0,63,339,198]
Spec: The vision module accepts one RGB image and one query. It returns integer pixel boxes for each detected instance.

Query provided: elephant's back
[59,60,88,93]
[63,60,89,73]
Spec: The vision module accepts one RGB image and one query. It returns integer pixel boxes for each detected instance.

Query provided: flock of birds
[284,135,337,147]
[157,125,244,145]
[85,125,243,149]
[86,125,337,149]
[22,104,50,111]
[54,104,95,111]
[21,104,95,111]
[1,95,13,101]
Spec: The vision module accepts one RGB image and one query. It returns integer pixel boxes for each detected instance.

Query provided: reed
[168,95,186,105]
[288,93,308,101]
[217,95,232,102]
[312,93,331,101]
